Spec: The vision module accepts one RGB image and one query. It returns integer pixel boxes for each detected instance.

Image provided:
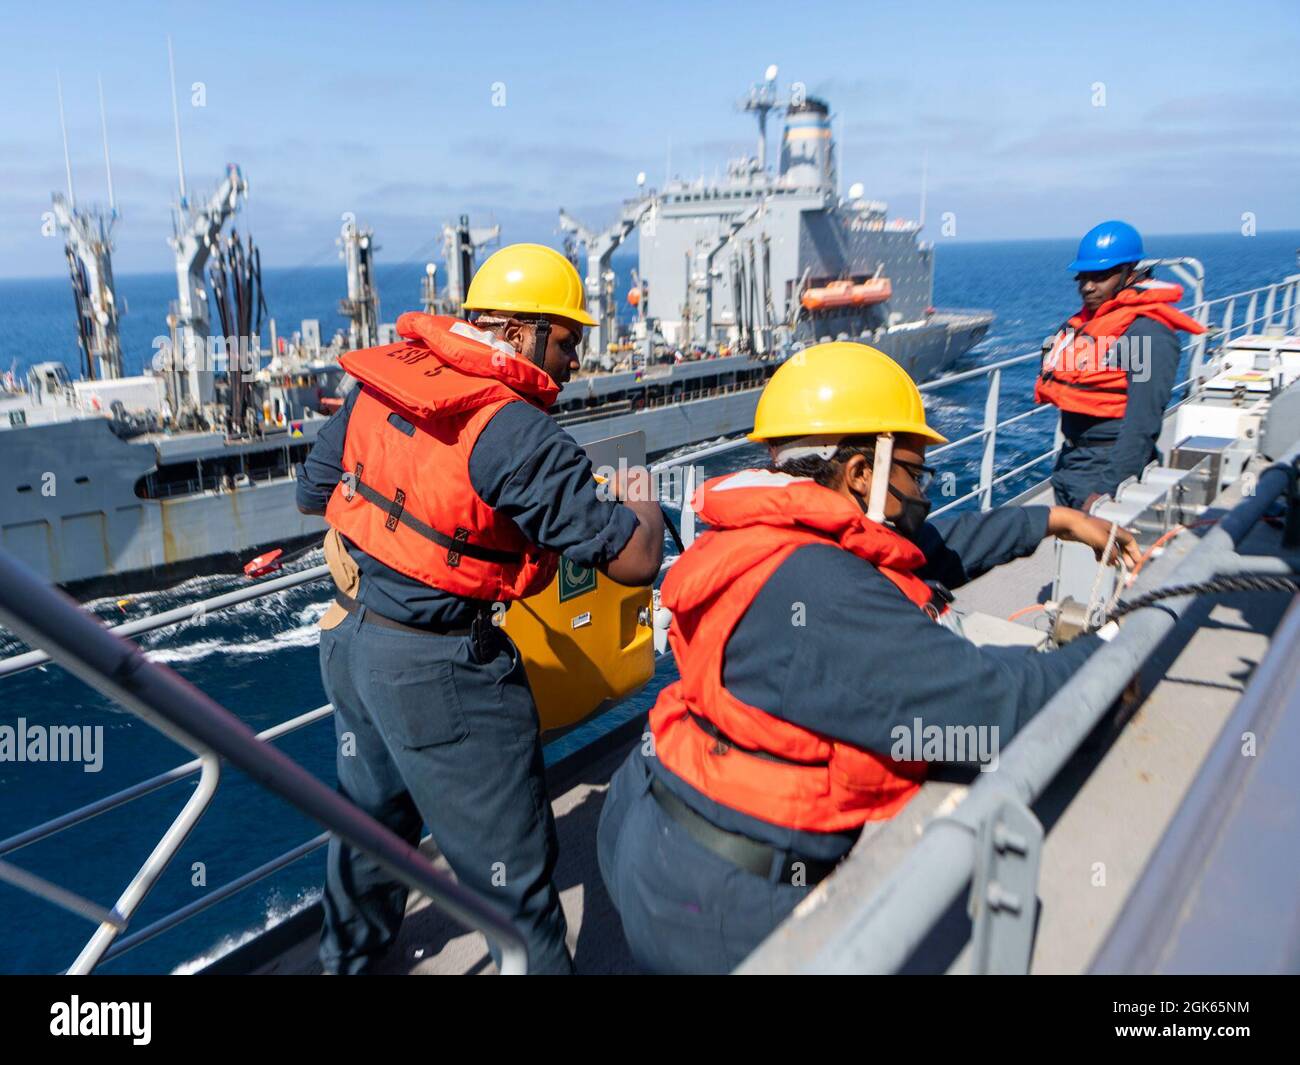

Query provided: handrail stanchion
[69,754,221,974]
[0,563,331,680]
[979,367,1001,511]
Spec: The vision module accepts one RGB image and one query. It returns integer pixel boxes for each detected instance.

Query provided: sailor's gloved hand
[1047,508,1142,568]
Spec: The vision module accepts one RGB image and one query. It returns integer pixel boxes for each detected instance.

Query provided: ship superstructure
[560,67,992,377]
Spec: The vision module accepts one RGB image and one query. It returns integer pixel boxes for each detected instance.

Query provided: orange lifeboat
[801,276,893,311]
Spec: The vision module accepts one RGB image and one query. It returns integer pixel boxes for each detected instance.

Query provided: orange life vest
[649,469,933,833]
[1034,281,1206,418]
[324,312,561,602]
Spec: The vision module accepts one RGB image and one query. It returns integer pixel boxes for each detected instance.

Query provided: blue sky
[3,0,1298,279]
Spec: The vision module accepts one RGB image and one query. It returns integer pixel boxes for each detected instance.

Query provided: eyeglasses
[1074,266,1127,284]
[892,457,936,493]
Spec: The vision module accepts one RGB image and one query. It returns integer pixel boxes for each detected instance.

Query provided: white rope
[1083,521,1128,632]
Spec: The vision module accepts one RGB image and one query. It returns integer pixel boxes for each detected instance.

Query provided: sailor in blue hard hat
[1034,221,1205,511]
[1067,219,1146,273]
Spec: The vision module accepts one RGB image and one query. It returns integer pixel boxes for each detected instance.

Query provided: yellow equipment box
[503,431,656,732]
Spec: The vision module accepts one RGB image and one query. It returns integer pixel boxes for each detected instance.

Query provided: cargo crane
[51,73,123,383]
[164,38,247,416]
[559,187,657,365]
[437,215,499,315]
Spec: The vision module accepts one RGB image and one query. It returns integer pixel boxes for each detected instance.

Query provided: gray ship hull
[1,417,326,598]
[567,311,990,455]
[2,312,988,596]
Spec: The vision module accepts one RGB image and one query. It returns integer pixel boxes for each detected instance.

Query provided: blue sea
[1,230,1297,974]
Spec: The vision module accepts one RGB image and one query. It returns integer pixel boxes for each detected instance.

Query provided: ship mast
[741,64,782,176]
[165,40,247,416]
[420,262,439,315]
[51,72,124,382]
[338,219,380,349]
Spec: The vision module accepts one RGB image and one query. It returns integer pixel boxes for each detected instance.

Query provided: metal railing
[646,270,1300,520]
[2,269,1297,974]
[0,557,528,975]
[558,377,768,429]
[144,462,299,500]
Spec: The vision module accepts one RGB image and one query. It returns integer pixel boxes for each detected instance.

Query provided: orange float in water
[801,277,892,311]
[243,549,284,579]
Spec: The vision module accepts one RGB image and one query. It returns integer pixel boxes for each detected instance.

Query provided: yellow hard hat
[749,341,948,444]
[463,243,597,326]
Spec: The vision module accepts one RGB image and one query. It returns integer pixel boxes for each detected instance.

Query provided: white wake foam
[170,887,322,975]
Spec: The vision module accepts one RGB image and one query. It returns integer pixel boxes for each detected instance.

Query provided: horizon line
[3,227,1298,285]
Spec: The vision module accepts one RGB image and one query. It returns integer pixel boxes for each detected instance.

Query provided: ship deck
[217,475,1298,974]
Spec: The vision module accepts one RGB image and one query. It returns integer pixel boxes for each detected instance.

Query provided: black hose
[1108,573,1300,621]
[660,505,686,555]
[252,243,266,337]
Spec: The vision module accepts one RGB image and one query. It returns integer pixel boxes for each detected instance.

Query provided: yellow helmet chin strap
[866,432,893,523]
[467,313,550,370]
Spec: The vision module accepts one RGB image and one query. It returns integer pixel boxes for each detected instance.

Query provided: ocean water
[0,230,1296,974]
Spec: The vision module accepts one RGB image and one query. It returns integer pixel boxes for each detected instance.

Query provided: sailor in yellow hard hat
[298,243,664,974]
[597,341,1139,974]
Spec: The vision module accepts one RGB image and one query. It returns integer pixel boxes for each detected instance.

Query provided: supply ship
[0,255,1296,975]
[0,66,991,598]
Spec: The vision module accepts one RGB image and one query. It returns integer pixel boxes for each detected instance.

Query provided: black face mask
[886,483,932,540]
[848,482,932,540]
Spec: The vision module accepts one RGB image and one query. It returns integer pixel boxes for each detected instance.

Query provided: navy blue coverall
[1050,317,1181,509]
[598,505,1103,974]
[298,386,638,974]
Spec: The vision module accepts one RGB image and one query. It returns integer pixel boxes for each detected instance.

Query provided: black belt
[335,591,479,637]
[649,778,840,886]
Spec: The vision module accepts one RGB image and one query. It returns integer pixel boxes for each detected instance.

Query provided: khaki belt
[334,590,478,637]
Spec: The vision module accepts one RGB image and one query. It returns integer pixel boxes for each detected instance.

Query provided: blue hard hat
[1069,220,1144,272]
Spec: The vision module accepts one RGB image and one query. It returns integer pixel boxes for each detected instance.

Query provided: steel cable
[1108,573,1300,621]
